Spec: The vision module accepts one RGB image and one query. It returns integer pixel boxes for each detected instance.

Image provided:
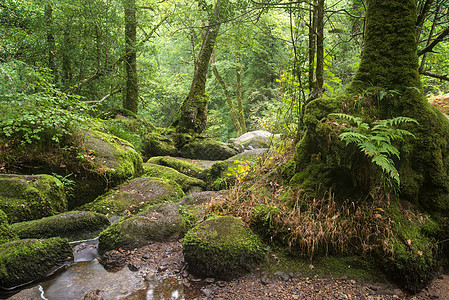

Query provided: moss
[147,156,204,179]
[143,163,205,192]
[98,203,187,254]
[0,174,67,223]
[145,132,179,157]
[0,210,18,245]
[10,211,110,241]
[173,93,209,134]
[376,201,438,293]
[182,216,263,280]
[81,177,184,216]
[0,237,73,288]
[180,139,238,161]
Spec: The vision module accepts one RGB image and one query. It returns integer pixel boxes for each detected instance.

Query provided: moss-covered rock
[147,156,204,179]
[0,174,67,223]
[145,132,180,158]
[0,237,73,288]
[81,177,184,216]
[143,163,205,193]
[0,210,17,245]
[11,211,110,241]
[98,203,187,254]
[182,216,263,280]
[178,191,229,222]
[180,139,238,161]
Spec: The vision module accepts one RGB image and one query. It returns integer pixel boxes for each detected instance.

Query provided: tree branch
[418,26,449,56]
[420,70,449,82]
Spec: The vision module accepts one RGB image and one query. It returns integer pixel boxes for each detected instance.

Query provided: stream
[2,238,185,300]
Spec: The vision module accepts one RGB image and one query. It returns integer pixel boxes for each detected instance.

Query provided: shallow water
[3,239,185,300]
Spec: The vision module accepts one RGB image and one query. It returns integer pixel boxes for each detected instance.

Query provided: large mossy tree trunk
[287,0,449,213]
[172,0,229,134]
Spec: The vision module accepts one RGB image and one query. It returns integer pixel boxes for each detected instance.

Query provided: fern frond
[329,113,363,126]
[338,131,367,145]
[371,155,400,185]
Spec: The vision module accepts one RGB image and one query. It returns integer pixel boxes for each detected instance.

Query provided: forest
[1,0,449,298]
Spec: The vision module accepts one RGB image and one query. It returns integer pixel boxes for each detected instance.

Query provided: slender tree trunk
[308,0,317,92]
[45,4,57,83]
[211,51,243,135]
[314,0,324,97]
[235,52,246,134]
[172,0,229,134]
[123,0,138,114]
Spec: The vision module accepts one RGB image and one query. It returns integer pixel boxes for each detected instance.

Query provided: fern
[329,113,418,193]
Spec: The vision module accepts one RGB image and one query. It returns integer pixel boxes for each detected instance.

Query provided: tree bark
[123,0,138,114]
[172,0,229,134]
[45,4,57,83]
[235,52,247,134]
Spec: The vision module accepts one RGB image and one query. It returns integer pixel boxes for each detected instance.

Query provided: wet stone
[127,262,140,272]
[99,250,127,271]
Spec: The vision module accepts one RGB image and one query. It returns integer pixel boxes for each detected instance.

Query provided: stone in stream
[10,211,110,242]
[0,237,73,289]
[98,203,188,254]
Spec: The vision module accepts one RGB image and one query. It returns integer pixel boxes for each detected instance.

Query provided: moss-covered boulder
[0,237,73,288]
[0,174,67,223]
[72,130,144,208]
[231,130,278,152]
[178,191,229,222]
[11,211,110,242]
[180,139,238,161]
[0,210,17,245]
[182,216,263,280]
[147,156,204,179]
[143,163,205,193]
[98,203,187,254]
[82,177,184,216]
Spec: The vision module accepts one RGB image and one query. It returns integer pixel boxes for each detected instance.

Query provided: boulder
[0,237,73,289]
[81,177,184,216]
[0,174,67,223]
[0,210,17,245]
[98,203,187,254]
[11,211,110,241]
[180,139,238,161]
[147,156,204,179]
[178,190,228,206]
[182,216,263,280]
[72,130,144,208]
[143,163,205,193]
[231,130,278,152]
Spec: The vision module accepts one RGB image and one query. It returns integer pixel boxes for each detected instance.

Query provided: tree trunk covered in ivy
[123,0,138,114]
[286,0,449,213]
[172,0,229,134]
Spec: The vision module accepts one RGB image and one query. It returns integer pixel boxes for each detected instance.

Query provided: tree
[123,0,138,114]
[171,0,229,134]
[286,0,449,214]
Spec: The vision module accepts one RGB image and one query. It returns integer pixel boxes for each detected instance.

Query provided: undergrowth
[206,145,436,262]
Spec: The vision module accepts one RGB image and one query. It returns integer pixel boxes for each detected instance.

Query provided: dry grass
[206,148,395,260]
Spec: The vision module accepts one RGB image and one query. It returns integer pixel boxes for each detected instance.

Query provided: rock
[128,262,140,271]
[274,271,290,281]
[83,289,104,300]
[145,132,180,157]
[178,190,228,206]
[180,139,238,161]
[143,163,205,193]
[0,237,73,288]
[146,156,204,179]
[182,216,263,280]
[72,130,144,207]
[0,209,17,245]
[81,177,184,216]
[0,174,67,223]
[73,242,98,262]
[98,203,188,254]
[99,250,127,271]
[231,130,278,152]
[11,211,110,241]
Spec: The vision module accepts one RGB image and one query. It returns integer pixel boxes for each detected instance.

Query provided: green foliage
[0,61,88,147]
[329,113,418,192]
